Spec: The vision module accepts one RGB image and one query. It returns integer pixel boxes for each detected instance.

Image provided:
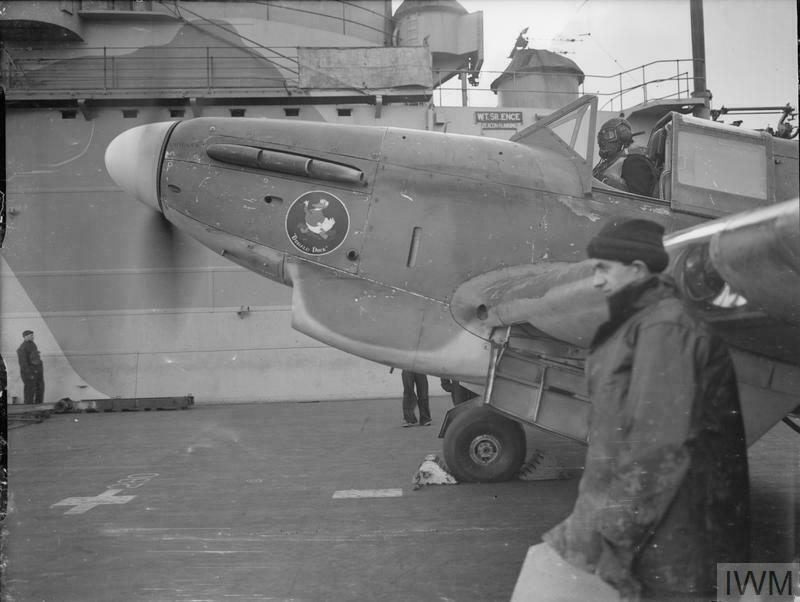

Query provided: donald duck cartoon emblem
[286,190,349,256]
[300,198,336,239]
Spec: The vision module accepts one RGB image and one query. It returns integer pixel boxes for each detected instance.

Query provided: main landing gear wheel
[443,405,526,483]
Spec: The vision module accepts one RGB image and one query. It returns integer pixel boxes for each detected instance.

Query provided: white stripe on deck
[332,488,403,499]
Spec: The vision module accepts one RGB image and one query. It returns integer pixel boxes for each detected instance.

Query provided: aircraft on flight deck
[104,94,800,483]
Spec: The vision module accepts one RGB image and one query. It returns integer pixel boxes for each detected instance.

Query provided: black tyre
[442,405,526,482]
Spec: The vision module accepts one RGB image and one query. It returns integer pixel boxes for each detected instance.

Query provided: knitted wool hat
[586,218,669,273]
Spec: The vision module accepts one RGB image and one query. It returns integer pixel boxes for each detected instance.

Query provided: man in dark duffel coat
[17,329,45,405]
[541,218,750,601]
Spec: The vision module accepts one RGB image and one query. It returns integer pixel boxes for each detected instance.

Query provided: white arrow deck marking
[52,489,136,514]
[332,489,403,499]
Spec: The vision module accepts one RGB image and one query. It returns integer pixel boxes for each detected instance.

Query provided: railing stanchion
[642,65,647,103]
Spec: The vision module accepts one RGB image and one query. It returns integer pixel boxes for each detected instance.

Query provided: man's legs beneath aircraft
[401,371,431,426]
[401,370,419,425]
[415,374,431,425]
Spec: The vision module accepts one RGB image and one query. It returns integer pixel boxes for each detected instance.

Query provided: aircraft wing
[451,199,800,364]
[450,260,607,347]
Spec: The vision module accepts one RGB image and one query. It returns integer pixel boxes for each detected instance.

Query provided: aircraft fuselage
[120,117,696,377]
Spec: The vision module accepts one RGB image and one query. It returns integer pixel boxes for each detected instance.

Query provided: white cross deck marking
[52,488,136,514]
[332,488,403,499]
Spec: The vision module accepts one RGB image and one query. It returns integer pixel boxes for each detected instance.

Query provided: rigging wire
[562,0,639,91]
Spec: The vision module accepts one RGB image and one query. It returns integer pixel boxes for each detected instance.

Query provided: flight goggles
[598,128,621,142]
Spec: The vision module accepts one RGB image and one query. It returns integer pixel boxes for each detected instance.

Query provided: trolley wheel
[442,405,526,483]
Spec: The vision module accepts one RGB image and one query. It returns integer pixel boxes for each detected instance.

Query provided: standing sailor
[17,330,45,405]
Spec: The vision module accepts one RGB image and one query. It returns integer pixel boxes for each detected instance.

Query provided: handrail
[432,58,701,111]
[587,58,701,81]
[3,45,702,113]
[2,45,303,93]
[599,72,693,110]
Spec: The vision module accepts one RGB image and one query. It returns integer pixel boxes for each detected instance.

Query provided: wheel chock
[412,454,457,490]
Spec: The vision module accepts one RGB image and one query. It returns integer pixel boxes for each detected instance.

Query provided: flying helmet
[598,117,633,146]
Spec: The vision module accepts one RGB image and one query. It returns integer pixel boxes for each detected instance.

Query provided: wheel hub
[468,433,502,465]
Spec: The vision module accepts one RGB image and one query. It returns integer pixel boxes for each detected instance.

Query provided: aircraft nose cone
[105,121,175,212]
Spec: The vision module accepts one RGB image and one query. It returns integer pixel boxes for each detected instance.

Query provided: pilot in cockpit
[592,117,656,196]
